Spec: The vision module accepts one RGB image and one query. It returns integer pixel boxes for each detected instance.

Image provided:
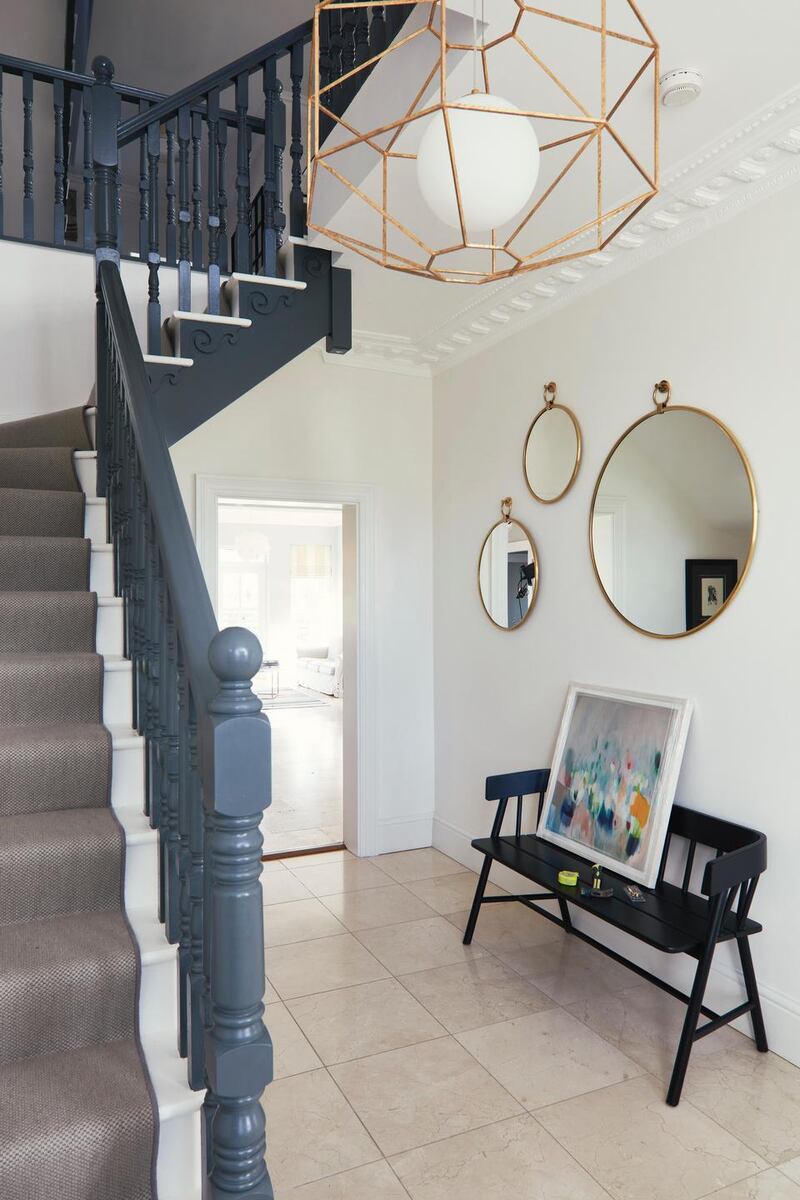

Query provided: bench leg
[463,855,492,945]
[738,937,768,1052]
[667,898,727,1107]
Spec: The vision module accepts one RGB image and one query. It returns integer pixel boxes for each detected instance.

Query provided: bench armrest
[702,833,767,896]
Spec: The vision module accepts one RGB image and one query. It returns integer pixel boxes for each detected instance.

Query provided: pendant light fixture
[415,0,540,233]
[308,1,660,284]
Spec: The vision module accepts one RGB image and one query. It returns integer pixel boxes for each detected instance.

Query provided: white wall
[0,239,208,422]
[432,183,800,1065]
[171,351,436,856]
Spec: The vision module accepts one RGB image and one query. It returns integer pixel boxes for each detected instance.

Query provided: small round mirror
[478,501,539,630]
[524,383,581,503]
[590,397,756,638]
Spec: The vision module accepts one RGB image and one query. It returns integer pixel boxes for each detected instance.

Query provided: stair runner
[0,407,157,1199]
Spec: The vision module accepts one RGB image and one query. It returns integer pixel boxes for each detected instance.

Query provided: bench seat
[473,833,762,956]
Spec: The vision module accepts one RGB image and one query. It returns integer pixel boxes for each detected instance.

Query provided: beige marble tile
[356,916,487,976]
[267,934,390,1000]
[683,1045,800,1166]
[286,849,355,869]
[705,1169,800,1198]
[370,849,465,884]
[398,955,554,1034]
[781,1159,800,1186]
[320,884,437,932]
[264,870,314,906]
[288,978,446,1065]
[287,1160,410,1198]
[330,1036,522,1156]
[263,858,290,873]
[265,976,281,1004]
[265,898,346,947]
[498,935,633,1004]
[404,871,505,915]
[288,859,390,897]
[390,1113,609,1200]
[566,981,745,1080]
[262,1068,379,1193]
[537,1074,767,1200]
[457,1007,643,1108]
[266,1002,322,1079]
[448,902,565,957]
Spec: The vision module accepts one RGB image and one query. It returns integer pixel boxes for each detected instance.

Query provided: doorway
[197,475,377,858]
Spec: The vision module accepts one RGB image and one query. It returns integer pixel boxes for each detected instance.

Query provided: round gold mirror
[590,383,757,638]
[524,382,582,504]
[478,498,539,630]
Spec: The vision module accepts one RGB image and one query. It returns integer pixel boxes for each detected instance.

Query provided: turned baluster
[53,78,65,245]
[22,71,34,240]
[206,88,221,313]
[289,40,305,238]
[177,105,191,310]
[146,119,161,354]
[165,118,177,265]
[191,110,203,269]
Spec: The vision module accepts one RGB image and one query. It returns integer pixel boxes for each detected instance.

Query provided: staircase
[0,6,411,1200]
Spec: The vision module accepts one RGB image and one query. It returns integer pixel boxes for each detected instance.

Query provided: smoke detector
[660,69,703,108]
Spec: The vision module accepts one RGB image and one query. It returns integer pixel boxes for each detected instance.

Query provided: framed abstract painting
[537,684,693,888]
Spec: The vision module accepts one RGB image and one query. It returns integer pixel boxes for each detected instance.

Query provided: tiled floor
[262,849,800,1200]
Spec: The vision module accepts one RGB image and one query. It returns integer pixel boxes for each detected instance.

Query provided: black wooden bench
[463,768,768,1106]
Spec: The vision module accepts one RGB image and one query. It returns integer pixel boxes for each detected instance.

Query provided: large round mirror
[590,398,757,638]
[524,385,581,503]
[478,501,539,630]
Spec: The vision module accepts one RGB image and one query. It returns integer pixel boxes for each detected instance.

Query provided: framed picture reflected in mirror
[685,559,738,632]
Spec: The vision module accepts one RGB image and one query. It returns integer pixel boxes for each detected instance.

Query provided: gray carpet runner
[0,407,157,1200]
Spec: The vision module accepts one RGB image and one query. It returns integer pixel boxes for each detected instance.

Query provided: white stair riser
[96,602,124,656]
[158,1110,202,1196]
[74,453,97,497]
[111,738,144,810]
[104,663,133,725]
[86,407,96,448]
[123,831,158,914]
[84,499,107,542]
[90,546,114,596]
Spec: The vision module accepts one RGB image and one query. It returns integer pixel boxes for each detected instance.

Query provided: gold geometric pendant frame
[308,0,660,284]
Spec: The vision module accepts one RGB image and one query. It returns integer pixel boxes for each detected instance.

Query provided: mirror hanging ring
[523,381,583,505]
[589,381,758,639]
[477,497,540,632]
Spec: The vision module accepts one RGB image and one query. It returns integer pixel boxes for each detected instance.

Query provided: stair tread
[0,1039,157,1197]
[227,270,307,290]
[0,722,111,818]
[0,910,138,1062]
[170,309,251,327]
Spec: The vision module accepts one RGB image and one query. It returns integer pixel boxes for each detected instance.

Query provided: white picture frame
[537,683,693,888]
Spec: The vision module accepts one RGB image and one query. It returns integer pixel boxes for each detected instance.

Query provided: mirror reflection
[591,407,756,637]
[479,517,539,630]
[524,404,581,503]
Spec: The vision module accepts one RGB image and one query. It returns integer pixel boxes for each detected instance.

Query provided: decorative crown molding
[325,83,800,378]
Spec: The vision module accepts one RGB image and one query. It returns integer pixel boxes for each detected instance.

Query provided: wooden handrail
[96,260,218,709]
[117,19,312,146]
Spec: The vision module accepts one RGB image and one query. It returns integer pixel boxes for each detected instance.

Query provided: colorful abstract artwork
[538,685,693,887]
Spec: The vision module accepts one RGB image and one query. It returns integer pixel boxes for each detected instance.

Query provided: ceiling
[306,0,800,358]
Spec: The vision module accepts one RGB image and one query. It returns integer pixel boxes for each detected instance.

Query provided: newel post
[203,628,273,1200]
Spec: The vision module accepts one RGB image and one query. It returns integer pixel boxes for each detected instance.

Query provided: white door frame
[196,473,377,858]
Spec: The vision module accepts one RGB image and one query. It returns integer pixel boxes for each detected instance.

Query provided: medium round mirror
[590,393,757,638]
[524,384,582,503]
[478,500,539,630]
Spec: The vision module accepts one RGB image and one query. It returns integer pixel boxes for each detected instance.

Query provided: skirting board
[432,814,800,1071]
[378,813,434,855]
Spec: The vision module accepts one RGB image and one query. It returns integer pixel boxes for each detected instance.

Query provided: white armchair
[295,644,343,697]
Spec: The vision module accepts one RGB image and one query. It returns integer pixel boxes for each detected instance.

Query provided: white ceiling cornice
[334,83,800,379]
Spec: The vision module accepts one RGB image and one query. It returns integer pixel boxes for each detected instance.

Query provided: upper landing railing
[0,4,412,348]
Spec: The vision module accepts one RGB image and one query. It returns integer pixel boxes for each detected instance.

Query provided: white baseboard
[432,815,800,1069]
[378,812,434,854]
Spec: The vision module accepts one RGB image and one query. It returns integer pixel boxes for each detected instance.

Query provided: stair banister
[96,230,274,1199]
